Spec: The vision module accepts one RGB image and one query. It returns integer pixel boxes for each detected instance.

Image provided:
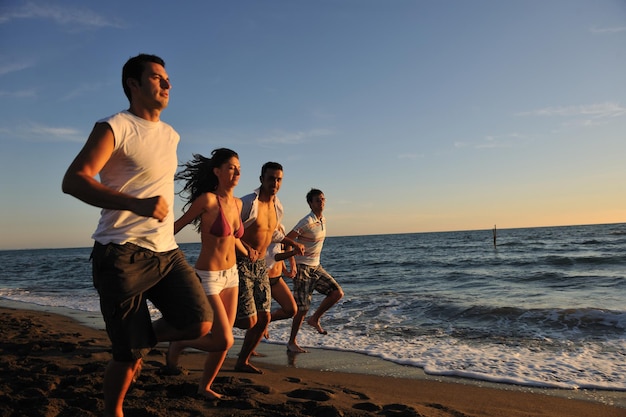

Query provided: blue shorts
[92,242,213,361]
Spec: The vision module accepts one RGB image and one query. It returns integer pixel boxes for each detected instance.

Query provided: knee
[256,312,271,326]
[284,304,297,318]
[188,321,212,339]
[332,288,344,302]
[209,324,235,350]
[235,316,256,330]
[221,332,235,351]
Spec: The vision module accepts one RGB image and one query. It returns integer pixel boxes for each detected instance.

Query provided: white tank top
[92,110,179,252]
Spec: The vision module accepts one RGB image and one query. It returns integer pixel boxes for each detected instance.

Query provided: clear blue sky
[1,1,625,250]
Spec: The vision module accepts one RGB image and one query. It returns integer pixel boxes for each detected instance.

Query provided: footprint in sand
[342,387,370,400]
[286,388,334,401]
[353,402,382,412]
[380,403,421,416]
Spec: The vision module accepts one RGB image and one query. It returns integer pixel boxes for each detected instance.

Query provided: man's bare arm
[282,232,304,256]
[62,122,168,221]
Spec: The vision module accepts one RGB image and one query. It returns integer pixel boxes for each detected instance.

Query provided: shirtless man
[234,162,303,374]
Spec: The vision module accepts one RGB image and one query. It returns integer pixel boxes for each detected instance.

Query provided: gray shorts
[92,242,213,361]
[236,256,271,320]
[292,264,341,311]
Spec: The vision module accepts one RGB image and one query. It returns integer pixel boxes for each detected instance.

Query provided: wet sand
[0,304,624,417]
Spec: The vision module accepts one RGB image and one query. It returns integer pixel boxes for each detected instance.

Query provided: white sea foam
[248,319,626,391]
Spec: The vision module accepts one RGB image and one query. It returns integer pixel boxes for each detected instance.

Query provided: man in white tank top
[62,54,213,417]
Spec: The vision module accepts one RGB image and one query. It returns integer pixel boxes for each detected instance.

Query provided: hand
[294,243,305,256]
[132,196,169,222]
[248,248,259,262]
[285,267,296,279]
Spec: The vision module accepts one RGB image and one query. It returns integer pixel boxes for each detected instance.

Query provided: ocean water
[1,223,625,392]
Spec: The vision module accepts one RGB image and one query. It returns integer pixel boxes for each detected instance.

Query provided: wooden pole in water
[493,224,497,247]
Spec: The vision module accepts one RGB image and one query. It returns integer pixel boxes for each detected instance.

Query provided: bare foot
[197,389,224,401]
[306,317,328,335]
[234,362,263,374]
[250,350,267,357]
[287,342,308,353]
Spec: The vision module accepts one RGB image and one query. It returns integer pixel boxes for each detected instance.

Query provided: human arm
[283,230,305,256]
[284,255,296,278]
[235,197,259,261]
[61,122,169,221]
[173,193,208,235]
[236,239,259,262]
[274,246,297,278]
[235,238,249,258]
[280,230,301,277]
[274,246,300,262]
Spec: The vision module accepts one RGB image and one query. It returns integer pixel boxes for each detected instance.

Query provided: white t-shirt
[92,110,179,252]
[291,211,326,266]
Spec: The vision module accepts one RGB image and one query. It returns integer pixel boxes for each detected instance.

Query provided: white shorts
[196,265,239,295]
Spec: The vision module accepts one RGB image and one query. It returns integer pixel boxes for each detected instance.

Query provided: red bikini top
[209,196,244,238]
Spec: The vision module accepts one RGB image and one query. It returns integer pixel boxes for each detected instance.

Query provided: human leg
[270,277,297,322]
[149,249,214,343]
[165,267,237,370]
[287,265,314,353]
[235,259,271,373]
[251,277,296,355]
[102,359,141,417]
[306,288,342,334]
[92,243,167,416]
[153,318,211,344]
[166,292,231,367]
[233,257,258,330]
[287,308,308,353]
[235,311,270,373]
[197,285,238,398]
[306,265,343,335]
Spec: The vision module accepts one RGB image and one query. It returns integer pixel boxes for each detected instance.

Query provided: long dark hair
[176,148,239,229]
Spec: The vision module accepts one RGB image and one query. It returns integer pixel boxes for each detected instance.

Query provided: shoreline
[2,297,625,415]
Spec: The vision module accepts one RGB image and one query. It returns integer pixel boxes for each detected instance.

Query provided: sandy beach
[0,305,624,417]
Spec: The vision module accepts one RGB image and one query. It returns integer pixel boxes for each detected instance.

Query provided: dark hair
[176,148,239,229]
[261,162,283,178]
[122,54,165,102]
[306,188,324,204]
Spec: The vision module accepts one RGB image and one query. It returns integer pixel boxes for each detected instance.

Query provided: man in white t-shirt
[62,54,212,417]
[286,188,344,353]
